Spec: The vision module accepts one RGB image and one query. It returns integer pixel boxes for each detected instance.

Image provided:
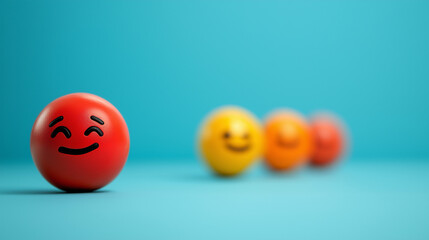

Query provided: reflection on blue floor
[1,159,428,240]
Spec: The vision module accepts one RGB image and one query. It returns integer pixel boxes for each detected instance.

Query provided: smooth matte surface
[1,0,429,161]
[1,159,428,240]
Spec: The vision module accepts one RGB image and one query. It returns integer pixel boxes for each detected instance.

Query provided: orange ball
[310,114,344,167]
[264,111,312,171]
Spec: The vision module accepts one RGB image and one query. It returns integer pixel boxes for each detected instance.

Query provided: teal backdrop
[1,0,428,162]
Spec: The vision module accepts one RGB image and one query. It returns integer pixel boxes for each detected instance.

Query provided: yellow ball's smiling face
[199,107,263,176]
[223,121,251,152]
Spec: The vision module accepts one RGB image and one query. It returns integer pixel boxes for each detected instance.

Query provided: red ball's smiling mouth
[58,143,99,155]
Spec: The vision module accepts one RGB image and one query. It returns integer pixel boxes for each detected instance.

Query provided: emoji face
[310,115,344,167]
[199,107,263,176]
[264,111,312,171]
[30,93,130,192]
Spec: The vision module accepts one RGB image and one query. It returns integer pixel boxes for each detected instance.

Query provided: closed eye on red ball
[84,126,104,136]
[51,126,72,138]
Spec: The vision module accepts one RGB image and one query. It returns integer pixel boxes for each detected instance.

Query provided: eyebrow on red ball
[90,115,104,125]
[49,116,64,127]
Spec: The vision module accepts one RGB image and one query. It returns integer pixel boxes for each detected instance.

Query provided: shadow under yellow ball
[198,106,263,176]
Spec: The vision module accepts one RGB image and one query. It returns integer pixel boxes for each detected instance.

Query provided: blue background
[1,0,429,162]
[1,1,429,240]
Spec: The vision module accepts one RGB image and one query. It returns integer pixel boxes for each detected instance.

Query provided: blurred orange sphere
[264,111,312,171]
[310,115,344,167]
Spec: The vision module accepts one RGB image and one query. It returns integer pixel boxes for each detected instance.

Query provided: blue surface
[1,159,429,239]
[1,0,429,162]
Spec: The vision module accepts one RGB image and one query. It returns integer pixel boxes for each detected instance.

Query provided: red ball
[310,114,345,167]
[30,93,129,192]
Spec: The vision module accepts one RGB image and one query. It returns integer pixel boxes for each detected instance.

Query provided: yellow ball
[198,106,263,176]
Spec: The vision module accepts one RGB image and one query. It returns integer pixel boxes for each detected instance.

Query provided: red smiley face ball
[30,93,130,192]
[310,114,345,167]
